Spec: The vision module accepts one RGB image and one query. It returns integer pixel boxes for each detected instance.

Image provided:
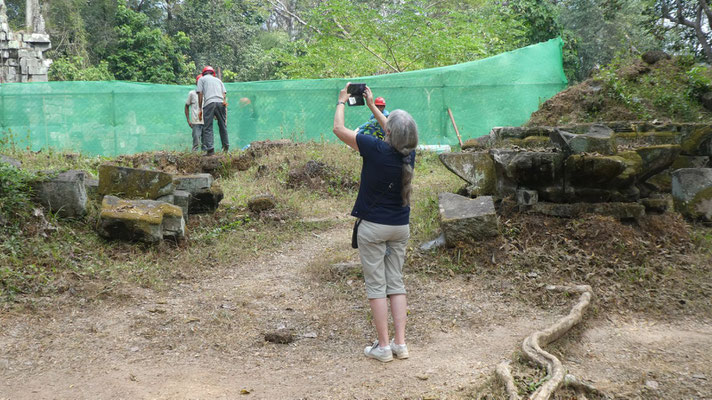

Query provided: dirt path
[2,224,712,399]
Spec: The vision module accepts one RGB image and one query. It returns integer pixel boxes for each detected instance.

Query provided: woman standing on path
[332,83,419,362]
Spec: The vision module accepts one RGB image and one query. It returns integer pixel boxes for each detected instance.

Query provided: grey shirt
[196,74,226,106]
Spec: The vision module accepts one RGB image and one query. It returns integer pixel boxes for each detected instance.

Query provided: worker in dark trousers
[197,66,228,155]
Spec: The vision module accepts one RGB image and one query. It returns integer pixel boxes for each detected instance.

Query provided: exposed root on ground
[495,361,520,400]
[495,284,610,399]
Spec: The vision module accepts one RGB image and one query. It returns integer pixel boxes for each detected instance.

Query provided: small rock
[645,380,659,390]
[302,332,318,339]
[641,50,670,65]
[0,155,21,168]
[265,329,295,344]
[419,233,446,251]
[527,272,539,278]
[248,193,277,213]
[692,374,707,380]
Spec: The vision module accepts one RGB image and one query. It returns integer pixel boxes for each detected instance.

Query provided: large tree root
[495,284,609,400]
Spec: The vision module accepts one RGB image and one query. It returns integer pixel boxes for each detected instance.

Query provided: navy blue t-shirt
[351,134,416,225]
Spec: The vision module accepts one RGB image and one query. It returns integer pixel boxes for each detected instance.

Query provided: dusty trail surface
[2,224,712,399]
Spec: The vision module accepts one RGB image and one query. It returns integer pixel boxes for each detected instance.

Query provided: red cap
[195,74,202,84]
[375,97,386,106]
[202,66,215,75]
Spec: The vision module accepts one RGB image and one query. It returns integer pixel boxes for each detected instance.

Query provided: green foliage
[686,64,712,98]
[0,164,35,235]
[49,57,115,81]
[104,5,194,84]
[274,0,528,79]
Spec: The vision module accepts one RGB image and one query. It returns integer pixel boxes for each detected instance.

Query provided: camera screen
[347,83,366,95]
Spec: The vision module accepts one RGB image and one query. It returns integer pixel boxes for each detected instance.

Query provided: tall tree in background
[102,5,193,83]
[167,0,266,79]
[559,0,661,81]
[659,0,712,62]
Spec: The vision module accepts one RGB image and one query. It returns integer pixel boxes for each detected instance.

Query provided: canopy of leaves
[273,0,528,79]
[30,0,707,84]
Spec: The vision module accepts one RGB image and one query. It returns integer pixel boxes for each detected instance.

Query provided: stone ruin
[13,162,225,243]
[0,0,52,82]
[437,122,712,246]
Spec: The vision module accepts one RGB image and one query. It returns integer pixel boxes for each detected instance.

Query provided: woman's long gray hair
[385,110,419,207]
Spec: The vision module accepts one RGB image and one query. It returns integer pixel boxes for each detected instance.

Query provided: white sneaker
[364,340,393,362]
[390,339,409,359]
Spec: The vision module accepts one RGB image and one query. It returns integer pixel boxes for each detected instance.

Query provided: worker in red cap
[357,96,389,140]
[196,65,229,155]
[185,74,205,152]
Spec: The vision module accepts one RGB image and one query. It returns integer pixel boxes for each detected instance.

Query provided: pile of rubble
[30,165,223,243]
[437,122,712,247]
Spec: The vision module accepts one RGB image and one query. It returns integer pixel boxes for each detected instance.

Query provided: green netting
[0,38,567,156]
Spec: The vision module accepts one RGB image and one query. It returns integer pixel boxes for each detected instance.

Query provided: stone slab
[438,193,499,245]
[98,164,174,200]
[33,170,87,218]
[568,125,616,155]
[671,168,712,221]
[97,195,185,242]
[439,151,496,195]
[174,173,214,194]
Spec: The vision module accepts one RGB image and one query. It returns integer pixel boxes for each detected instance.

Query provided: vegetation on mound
[528,54,712,125]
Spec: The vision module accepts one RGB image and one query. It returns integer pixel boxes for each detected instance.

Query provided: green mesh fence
[0,38,567,156]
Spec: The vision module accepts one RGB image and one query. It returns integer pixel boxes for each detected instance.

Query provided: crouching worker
[332,83,418,362]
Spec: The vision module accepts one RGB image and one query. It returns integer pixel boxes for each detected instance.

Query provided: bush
[0,164,35,233]
[49,56,115,81]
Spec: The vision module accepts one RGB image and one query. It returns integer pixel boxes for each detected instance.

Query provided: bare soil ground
[2,219,712,399]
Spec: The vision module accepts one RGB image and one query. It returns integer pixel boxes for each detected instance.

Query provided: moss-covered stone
[635,145,681,181]
[646,155,711,192]
[671,168,712,221]
[680,126,712,155]
[565,154,627,187]
[98,164,174,200]
[610,151,643,185]
[97,195,184,242]
[521,135,552,147]
[687,186,712,221]
[615,131,680,147]
[439,151,496,195]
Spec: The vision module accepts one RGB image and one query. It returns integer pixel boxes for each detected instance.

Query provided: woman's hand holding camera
[364,86,375,107]
[338,83,350,104]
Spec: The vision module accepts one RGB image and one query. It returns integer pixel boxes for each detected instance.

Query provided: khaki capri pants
[357,220,410,299]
